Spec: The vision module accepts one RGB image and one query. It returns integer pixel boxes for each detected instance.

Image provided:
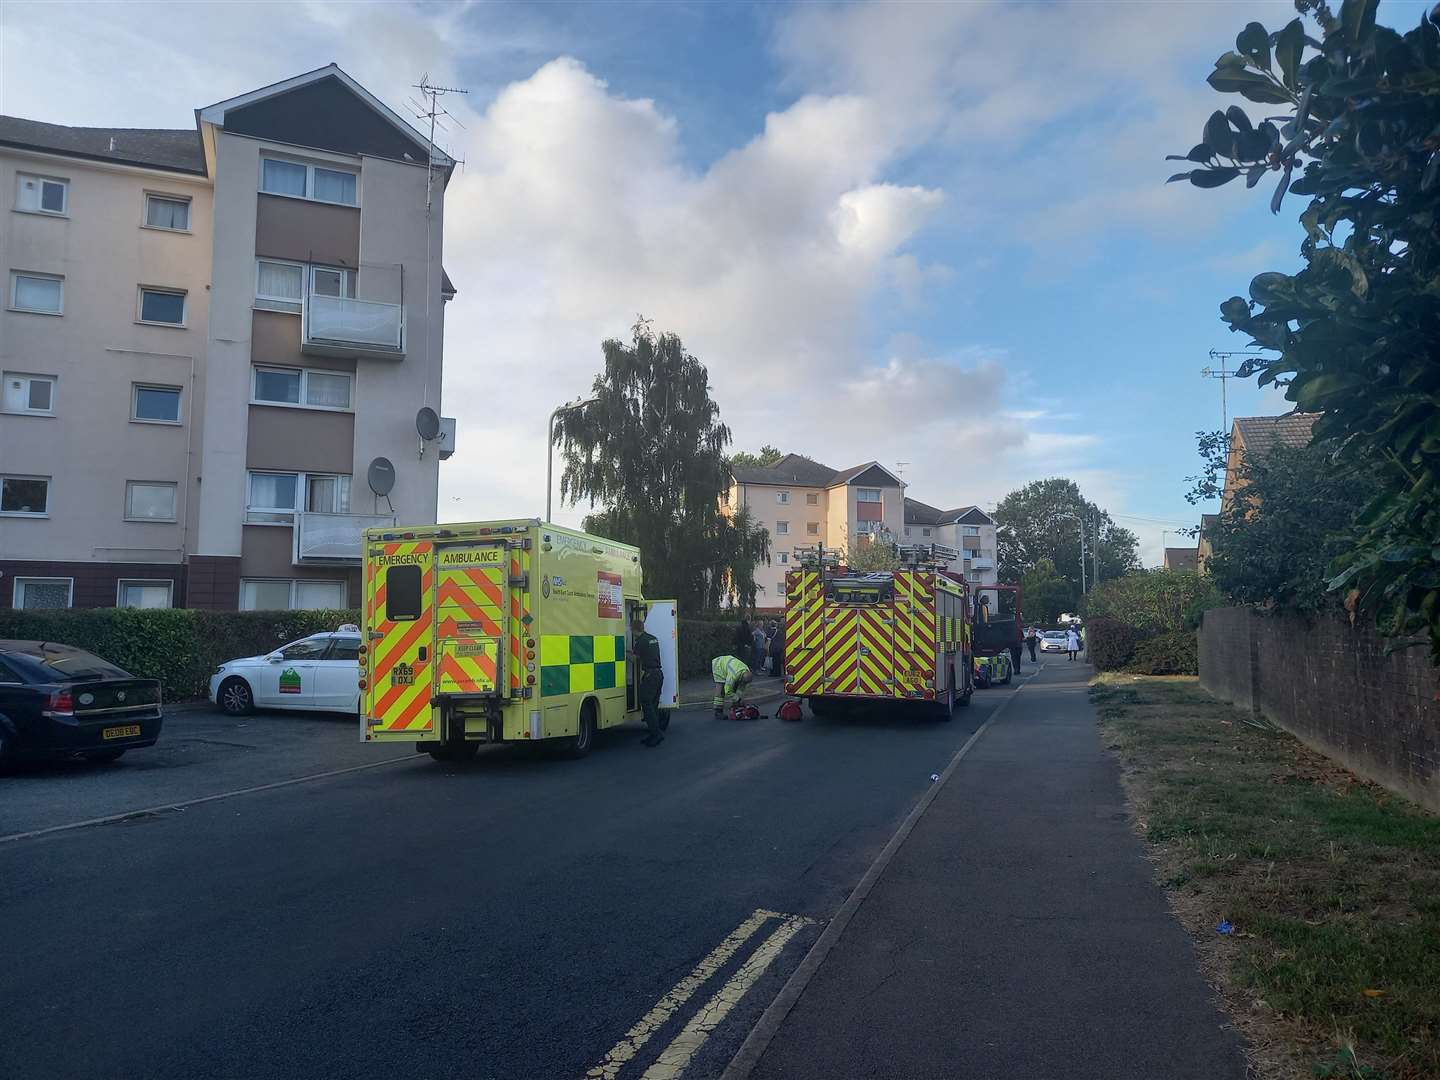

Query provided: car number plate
[102,724,142,740]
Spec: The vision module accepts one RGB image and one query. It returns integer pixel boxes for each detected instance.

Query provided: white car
[210,627,361,716]
[1040,631,1070,653]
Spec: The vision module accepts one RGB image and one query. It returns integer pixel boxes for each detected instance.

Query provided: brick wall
[1200,606,1440,812]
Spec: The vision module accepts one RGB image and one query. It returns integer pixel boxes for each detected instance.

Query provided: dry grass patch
[1092,674,1440,1080]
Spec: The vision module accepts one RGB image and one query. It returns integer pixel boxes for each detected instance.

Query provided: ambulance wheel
[218,677,254,716]
[564,702,597,758]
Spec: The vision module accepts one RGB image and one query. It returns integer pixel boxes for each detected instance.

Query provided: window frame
[775,491,790,505]
[116,579,175,609]
[131,383,182,425]
[124,480,178,523]
[239,578,347,611]
[15,172,68,217]
[856,487,883,503]
[136,285,188,327]
[244,470,352,525]
[2,371,56,416]
[13,576,73,610]
[250,365,353,412]
[259,156,359,208]
[143,192,192,233]
[9,271,63,315]
[806,522,820,536]
[775,520,790,536]
[255,258,305,314]
[309,265,356,299]
[805,492,819,505]
[0,474,51,517]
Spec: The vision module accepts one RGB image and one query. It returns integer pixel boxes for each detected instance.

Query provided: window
[905,528,913,537]
[1,475,49,515]
[144,194,190,231]
[15,173,67,215]
[125,481,177,522]
[386,565,423,621]
[281,638,331,660]
[117,580,173,609]
[246,471,298,524]
[260,157,358,206]
[133,384,181,423]
[2,372,54,415]
[806,492,819,505]
[138,287,186,325]
[964,547,982,559]
[963,525,981,537]
[240,579,346,611]
[856,519,884,534]
[329,638,361,661]
[256,259,304,313]
[807,522,819,535]
[13,577,72,610]
[778,553,789,565]
[776,521,790,536]
[252,366,352,410]
[923,528,932,537]
[10,272,62,314]
[305,474,351,515]
[776,491,790,505]
[857,487,882,502]
[311,265,356,299]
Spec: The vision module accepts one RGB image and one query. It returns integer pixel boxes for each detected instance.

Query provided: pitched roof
[729,453,839,487]
[0,115,205,175]
[831,462,904,487]
[1200,513,1218,528]
[903,499,991,526]
[1164,547,1199,571]
[1233,413,1319,454]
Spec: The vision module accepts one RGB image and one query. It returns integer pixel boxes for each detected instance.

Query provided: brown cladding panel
[246,405,355,474]
[185,556,241,610]
[0,560,186,610]
[251,312,356,372]
[255,193,360,268]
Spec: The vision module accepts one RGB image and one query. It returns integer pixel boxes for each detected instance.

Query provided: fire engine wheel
[218,677,254,716]
[563,702,597,758]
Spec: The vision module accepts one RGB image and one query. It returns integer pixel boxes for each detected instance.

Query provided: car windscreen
[5,646,130,682]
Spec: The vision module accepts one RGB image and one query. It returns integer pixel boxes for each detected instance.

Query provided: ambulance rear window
[386,565,423,621]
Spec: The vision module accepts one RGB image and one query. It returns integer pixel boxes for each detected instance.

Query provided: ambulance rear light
[402,532,415,539]
[358,677,369,690]
[526,638,536,649]
[527,674,536,685]
[357,644,367,659]
[526,649,536,661]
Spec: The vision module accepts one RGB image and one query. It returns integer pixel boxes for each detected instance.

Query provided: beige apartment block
[901,499,1000,589]
[0,66,456,611]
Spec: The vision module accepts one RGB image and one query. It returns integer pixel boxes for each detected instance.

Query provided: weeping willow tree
[554,320,770,611]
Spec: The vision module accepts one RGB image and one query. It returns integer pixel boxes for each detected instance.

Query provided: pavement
[738,659,1248,1080]
[0,658,1247,1079]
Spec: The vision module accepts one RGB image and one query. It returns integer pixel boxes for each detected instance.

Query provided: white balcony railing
[304,295,404,356]
[294,511,397,564]
[968,556,996,571]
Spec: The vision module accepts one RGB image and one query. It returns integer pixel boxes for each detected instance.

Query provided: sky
[5,0,1423,566]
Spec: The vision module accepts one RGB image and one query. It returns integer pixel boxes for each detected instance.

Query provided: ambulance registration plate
[102,724,142,740]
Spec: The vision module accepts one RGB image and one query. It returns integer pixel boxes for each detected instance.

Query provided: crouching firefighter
[712,654,753,719]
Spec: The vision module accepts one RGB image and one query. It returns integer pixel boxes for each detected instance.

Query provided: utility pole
[1078,517,1087,595]
[1093,511,1101,592]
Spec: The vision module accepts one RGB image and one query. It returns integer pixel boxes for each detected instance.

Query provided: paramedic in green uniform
[633,615,666,747]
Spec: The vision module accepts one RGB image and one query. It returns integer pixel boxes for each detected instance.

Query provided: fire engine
[783,544,973,717]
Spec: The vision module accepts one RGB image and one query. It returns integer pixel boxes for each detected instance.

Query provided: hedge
[1126,630,1198,676]
[0,607,755,698]
[1085,617,1141,671]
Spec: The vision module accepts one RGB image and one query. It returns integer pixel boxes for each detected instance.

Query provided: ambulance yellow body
[360,519,677,760]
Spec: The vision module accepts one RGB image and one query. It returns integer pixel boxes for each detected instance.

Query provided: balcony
[968,556,996,571]
[300,261,406,360]
[293,511,396,564]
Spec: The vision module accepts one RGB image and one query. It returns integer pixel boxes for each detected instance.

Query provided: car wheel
[563,702,597,759]
[218,677,254,716]
[84,748,126,764]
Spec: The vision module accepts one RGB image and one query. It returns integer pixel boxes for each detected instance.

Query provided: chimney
[109,136,117,152]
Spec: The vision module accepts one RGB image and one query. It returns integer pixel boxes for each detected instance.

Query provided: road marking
[641,914,813,1080]
[0,755,419,845]
[719,677,1033,1080]
[585,909,782,1080]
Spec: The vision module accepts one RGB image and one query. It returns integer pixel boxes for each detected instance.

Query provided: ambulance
[360,519,678,761]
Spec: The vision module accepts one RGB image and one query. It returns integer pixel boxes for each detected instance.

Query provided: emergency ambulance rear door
[364,540,436,741]
[643,600,680,709]
[433,542,509,697]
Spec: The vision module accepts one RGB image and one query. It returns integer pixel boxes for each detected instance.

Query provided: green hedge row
[1085,616,1198,676]
[0,607,754,698]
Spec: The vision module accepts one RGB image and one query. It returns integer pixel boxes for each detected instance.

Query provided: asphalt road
[0,677,1013,1080]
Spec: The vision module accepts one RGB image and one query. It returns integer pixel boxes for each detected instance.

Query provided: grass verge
[1091,674,1440,1080]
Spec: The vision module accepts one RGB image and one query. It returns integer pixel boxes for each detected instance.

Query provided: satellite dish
[367,456,396,497]
[416,406,441,441]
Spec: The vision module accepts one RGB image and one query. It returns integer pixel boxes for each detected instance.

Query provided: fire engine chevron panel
[784,545,975,717]
[361,520,677,760]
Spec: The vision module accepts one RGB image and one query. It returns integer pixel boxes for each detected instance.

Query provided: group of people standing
[733,618,784,678]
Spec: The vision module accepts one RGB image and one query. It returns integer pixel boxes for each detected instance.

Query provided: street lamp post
[546,396,599,522]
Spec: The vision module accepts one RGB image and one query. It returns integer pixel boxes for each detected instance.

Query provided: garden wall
[1199,605,1440,812]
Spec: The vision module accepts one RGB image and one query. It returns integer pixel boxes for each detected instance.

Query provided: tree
[1020,558,1076,624]
[993,479,1140,595]
[728,445,785,470]
[1087,570,1223,636]
[844,532,902,572]
[554,319,770,612]
[1167,0,1440,659]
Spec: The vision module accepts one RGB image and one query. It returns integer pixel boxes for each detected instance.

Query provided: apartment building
[0,65,455,611]
[726,454,906,610]
[901,499,999,587]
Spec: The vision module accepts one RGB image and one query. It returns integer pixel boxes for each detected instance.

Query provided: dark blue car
[0,641,163,768]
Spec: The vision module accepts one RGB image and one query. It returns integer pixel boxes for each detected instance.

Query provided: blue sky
[8,0,1423,562]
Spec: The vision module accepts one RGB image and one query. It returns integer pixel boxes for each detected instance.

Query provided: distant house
[1222,413,1319,512]
[1163,547,1198,572]
[1196,512,1219,573]
[902,499,998,588]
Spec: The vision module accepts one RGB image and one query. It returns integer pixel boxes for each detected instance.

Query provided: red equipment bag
[777,699,803,722]
[729,703,762,721]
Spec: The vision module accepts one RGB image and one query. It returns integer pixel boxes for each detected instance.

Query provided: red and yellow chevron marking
[856,607,893,696]
[437,644,498,695]
[365,540,436,737]
[822,607,859,693]
[784,570,827,695]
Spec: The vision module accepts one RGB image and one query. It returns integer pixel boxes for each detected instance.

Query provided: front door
[434,542,508,697]
[314,635,361,710]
